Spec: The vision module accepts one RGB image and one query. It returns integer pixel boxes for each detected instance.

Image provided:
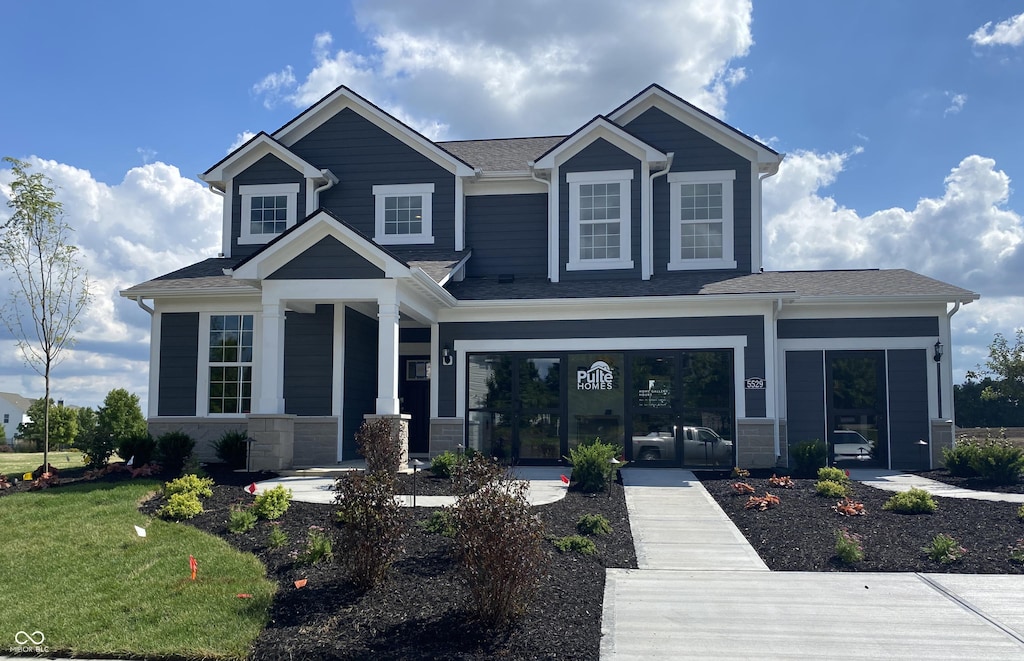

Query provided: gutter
[647,153,674,280]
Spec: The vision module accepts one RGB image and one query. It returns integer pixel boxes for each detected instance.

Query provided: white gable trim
[201,133,326,184]
[533,117,667,170]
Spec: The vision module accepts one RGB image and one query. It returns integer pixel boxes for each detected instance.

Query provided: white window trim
[373,183,435,245]
[566,169,634,271]
[238,183,300,245]
[667,170,737,270]
[197,311,259,418]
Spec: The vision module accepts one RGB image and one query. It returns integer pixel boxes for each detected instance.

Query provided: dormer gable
[531,116,668,170]
[200,132,329,186]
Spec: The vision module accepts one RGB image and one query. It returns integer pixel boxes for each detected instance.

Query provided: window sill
[667,259,737,271]
[565,259,635,272]
[374,235,436,246]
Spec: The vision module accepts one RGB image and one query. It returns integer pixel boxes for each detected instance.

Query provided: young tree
[0,157,91,472]
[967,329,1024,407]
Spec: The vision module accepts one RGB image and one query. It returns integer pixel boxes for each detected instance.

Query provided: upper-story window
[566,170,634,271]
[667,170,736,270]
[373,183,434,245]
[239,183,300,245]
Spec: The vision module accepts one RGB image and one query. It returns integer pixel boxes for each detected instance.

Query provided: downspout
[207,183,227,257]
[528,162,553,281]
[648,153,674,280]
[312,169,338,208]
[133,297,154,315]
[945,300,963,431]
[772,297,783,461]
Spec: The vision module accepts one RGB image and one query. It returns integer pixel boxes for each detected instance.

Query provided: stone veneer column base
[246,414,295,471]
[429,418,465,456]
[364,414,411,469]
[735,418,779,469]
[930,419,956,470]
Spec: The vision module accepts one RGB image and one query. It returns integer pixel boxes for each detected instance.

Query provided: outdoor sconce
[933,340,944,363]
[441,345,454,366]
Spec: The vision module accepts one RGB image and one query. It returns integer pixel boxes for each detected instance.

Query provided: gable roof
[439,136,565,172]
[531,115,668,169]
[200,132,331,186]
[0,392,34,412]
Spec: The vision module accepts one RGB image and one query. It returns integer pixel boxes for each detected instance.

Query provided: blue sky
[1,0,1022,411]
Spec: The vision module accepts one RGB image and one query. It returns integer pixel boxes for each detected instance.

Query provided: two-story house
[121,84,978,471]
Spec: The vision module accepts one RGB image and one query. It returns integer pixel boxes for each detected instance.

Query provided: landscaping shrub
[567,437,619,493]
[252,485,292,520]
[882,488,937,514]
[553,535,597,555]
[731,467,750,478]
[334,471,404,591]
[943,440,981,477]
[156,431,196,476]
[1018,504,1024,521]
[450,455,547,626]
[430,450,460,478]
[576,513,612,536]
[228,504,257,533]
[77,433,118,469]
[1009,540,1024,564]
[817,466,848,483]
[452,452,505,495]
[969,441,1024,485]
[164,474,214,498]
[355,418,403,474]
[214,430,249,470]
[266,524,289,549]
[834,528,864,564]
[158,492,203,520]
[117,433,156,468]
[924,533,966,563]
[420,509,457,537]
[293,526,333,565]
[815,479,848,498]
[791,440,826,477]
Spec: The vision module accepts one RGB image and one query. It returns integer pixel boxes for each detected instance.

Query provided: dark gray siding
[778,317,940,339]
[291,108,456,248]
[158,312,199,416]
[623,107,753,274]
[887,349,930,469]
[268,237,384,280]
[437,315,765,418]
[785,351,826,448]
[465,194,547,277]
[342,306,378,458]
[284,305,334,416]
[231,154,307,260]
[559,139,642,280]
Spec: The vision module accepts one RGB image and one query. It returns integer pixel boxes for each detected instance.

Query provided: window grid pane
[250,195,289,235]
[209,315,254,414]
[578,182,622,260]
[680,222,724,260]
[580,221,621,260]
[384,195,423,235]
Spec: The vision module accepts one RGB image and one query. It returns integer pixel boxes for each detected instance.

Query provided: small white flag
[134,525,147,538]
[127,455,135,467]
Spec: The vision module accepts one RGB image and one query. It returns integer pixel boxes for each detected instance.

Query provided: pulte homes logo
[577,361,614,391]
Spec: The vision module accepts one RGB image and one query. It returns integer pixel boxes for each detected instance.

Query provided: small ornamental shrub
[164,474,214,498]
[1008,540,1024,564]
[744,493,780,511]
[452,452,505,495]
[228,504,258,533]
[213,430,249,470]
[768,474,795,489]
[576,513,612,536]
[420,509,457,537]
[156,431,196,476]
[943,440,981,477]
[117,433,156,468]
[293,526,333,565]
[817,466,849,483]
[833,497,867,516]
[791,440,826,477]
[355,418,403,475]
[553,535,597,555]
[731,467,751,478]
[882,488,937,514]
[430,450,460,478]
[969,441,1024,485]
[1017,504,1024,521]
[834,528,864,564]
[568,437,619,493]
[334,471,404,591]
[253,485,292,520]
[815,479,848,498]
[266,524,289,549]
[924,533,966,563]
[158,492,203,520]
[731,481,755,494]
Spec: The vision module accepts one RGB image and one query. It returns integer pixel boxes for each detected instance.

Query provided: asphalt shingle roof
[438,137,565,172]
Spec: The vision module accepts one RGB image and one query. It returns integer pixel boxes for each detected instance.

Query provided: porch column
[376,301,401,415]
[257,301,286,413]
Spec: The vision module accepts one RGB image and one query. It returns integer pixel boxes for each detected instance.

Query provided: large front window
[567,170,633,271]
[239,183,299,244]
[373,183,434,245]
[208,314,253,414]
[668,170,736,270]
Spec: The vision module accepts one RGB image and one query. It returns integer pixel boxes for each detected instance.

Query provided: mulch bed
[913,468,1024,494]
[698,469,1024,573]
[141,465,636,660]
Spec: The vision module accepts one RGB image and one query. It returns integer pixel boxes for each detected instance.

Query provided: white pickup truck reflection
[632,426,732,463]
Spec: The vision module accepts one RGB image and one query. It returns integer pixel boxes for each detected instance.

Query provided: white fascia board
[201,134,325,184]
[119,285,262,300]
[533,118,667,170]
[261,278,399,304]
[272,87,474,177]
[784,294,977,307]
[154,297,263,314]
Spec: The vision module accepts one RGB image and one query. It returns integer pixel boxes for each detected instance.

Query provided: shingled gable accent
[270,86,476,178]
[531,115,668,169]
[199,132,329,186]
[608,84,782,173]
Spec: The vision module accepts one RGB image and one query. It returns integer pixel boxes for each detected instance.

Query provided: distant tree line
[955,330,1024,428]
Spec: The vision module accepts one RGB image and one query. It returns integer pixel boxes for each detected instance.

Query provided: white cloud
[136,147,157,164]
[228,131,257,153]
[969,12,1024,47]
[254,0,755,138]
[944,92,967,116]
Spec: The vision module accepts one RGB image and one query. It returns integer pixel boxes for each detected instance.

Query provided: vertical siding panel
[158,313,199,416]
[284,305,335,416]
[342,307,378,457]
[887,349,930,469]
[785,351,826,450]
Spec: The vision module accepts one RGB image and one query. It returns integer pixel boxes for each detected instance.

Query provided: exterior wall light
[441,346,454,366]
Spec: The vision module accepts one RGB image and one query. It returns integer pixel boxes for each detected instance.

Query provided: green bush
[228,504,257,533]
[252,485,292,520]
[164,474,214,498]
[1018,504,1024,521]
[452,453,506,495]
[834,528,864,564]
[158,492,203,520]
[553,535,597,555]
[1009,540,1024,564]
[334,472,403,590]
[576,513,612,536]
[943,440,981,477]
[420,509,457,537]
[567,437,619,493]
[117,433,156,468]
[266,524,288,549]
[815,479,848,498]
[78,433,118,469]
[430,450,460,478]
[156,431,196,476]
[923,533,966,563]
[294,526,333,565]
[882,487,937,514]
[791,440,826,477]
[817,466,848,483]
[355,418,403,475]
[213,430,249,470]
[970,442,1024,485]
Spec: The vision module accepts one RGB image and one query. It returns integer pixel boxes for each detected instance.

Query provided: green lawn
[0,450,88,478]
[0,481,276,659]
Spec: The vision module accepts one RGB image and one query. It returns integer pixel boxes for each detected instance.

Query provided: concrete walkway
[849,468,1024,503]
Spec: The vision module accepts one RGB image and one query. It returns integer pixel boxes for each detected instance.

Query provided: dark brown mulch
[144,467,636,660]
[698,470,1024,573]
[914,468,1024,494]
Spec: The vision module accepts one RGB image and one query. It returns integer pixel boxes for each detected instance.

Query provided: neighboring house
[0,392,34,444]
[121,84,978,471]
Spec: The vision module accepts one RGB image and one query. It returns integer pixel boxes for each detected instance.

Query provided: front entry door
[399,356,431,454]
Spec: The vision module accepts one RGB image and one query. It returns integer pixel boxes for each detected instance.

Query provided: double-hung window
[207,314,254,414]
[239,183,300,244]
[667,170,736,270]
[567,170,634,271]
[373,183,434,245]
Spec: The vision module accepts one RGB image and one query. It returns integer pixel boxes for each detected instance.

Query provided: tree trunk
[43,367,50,476]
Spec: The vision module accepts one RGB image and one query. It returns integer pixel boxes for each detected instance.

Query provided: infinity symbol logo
[14,631,45,645]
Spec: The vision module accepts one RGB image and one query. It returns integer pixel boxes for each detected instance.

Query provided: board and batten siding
[464,194,548,277]
[778,317,940,339]
[886,349,930,469]
[342,306,378,459]
[290,108,457,248]
[231,154,307,260]
[158,312,199,416]
[784,350,826,448]
[284,305,334,416]
[267,236,385,280]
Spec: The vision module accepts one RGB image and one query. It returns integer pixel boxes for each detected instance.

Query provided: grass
[0,481,276,659]
[0,450,88,478]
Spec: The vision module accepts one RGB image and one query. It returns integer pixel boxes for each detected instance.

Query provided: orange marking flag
[189,555,197,581]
